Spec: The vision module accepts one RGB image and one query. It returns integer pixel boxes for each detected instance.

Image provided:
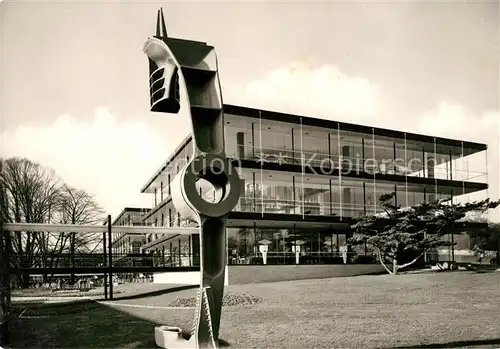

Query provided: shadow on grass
[388,337,500,348]
[11,299,230,348]
[108,284,199,301]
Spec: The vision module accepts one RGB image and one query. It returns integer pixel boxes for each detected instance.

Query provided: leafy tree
[348,192,500,275]
[468,222,500,265]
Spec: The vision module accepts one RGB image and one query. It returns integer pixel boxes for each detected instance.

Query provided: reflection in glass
[396,184,408,208]
[225,225,376,265]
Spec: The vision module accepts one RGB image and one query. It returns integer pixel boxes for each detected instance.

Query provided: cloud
[240,62,383,122]
[416,101,500,220]
[417,101,499,142]
[1,107,188,217]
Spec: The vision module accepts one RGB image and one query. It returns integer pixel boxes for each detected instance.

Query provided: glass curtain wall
[228,113,483,217]
[237,169,390,218]
[226,225,370,265]
[248,115,376,220]
[150,139,194,209]
[405,138,487,186]
[239,116,447,217]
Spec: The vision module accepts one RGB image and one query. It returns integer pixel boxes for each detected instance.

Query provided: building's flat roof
[140,104,488,193]
[111,207,151,226]
[224,105,487,150]
[140,134,192,193]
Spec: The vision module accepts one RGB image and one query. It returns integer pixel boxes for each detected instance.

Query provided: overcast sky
[1,0,499,221]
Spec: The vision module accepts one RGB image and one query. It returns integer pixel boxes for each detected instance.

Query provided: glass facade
[232,167,481,218]
[224,113,488,184]
[136,108,489,266]
[143,112,487,210]
[145,138,195,208]
[226,226,362,265]
[110,209,153,271]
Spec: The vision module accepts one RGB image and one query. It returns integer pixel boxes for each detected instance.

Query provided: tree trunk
[376,248,393,275]
[21,272,30,288]
[70,234,75,285]
[496,237,500,266]
[0,238,7,318]
[392,259,398,275]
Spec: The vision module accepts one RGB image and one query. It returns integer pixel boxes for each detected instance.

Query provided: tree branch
[397,252,424,271]
[376,247,393,274]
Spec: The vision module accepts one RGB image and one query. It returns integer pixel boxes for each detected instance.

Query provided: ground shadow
[387,337,500,348]
[10,299,231,348]
[180,332,230,348]
[11,300,157,348]
[106,284,199,301]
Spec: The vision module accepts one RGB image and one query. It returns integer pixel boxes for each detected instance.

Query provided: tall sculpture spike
[155,9,161,37]
[155,8,168,38]
[160,8,168,38]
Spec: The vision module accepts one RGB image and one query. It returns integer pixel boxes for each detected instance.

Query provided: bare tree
[1,158,63,287]
[1,158,106,287]
[60,185,104,284]
[0,163,12,340]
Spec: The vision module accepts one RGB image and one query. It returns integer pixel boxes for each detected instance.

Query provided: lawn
[10,271,500,348]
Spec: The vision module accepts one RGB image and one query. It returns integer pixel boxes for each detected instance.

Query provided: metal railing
[8,252,199,269]
[224,145,487,182]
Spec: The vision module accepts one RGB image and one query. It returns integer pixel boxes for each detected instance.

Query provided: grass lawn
[10,271,500,348]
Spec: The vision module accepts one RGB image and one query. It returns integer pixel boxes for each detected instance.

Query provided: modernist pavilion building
[111,105,489,280]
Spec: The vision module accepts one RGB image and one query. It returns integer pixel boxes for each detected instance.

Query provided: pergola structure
[3,219,198,299]
[4,222,196,234]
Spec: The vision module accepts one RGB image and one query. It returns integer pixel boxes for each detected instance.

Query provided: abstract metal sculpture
[143,8,241,349]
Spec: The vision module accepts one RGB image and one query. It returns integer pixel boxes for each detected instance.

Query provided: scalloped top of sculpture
[151,8,214,70]
[143,37,174,67]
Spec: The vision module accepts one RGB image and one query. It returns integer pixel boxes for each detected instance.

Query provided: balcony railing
[148,145,487,211]
[234,197,369,217]
[225,145,487,183]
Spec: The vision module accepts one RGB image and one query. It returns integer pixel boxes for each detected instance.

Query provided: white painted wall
[153,267,229,285]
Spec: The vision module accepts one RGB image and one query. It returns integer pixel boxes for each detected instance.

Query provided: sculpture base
[155,326,195,349]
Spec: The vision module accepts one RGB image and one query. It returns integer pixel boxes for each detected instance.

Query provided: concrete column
[427,156,435,178]
[427,156,435,202]
[343,188,351,217]
[342,145,350,169]
[341,143,351,216]
[237,132,245,158]
[191,234,200,267]
[240,179,246,211]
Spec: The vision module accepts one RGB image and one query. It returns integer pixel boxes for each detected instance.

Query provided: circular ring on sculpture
[181,153,240,218]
